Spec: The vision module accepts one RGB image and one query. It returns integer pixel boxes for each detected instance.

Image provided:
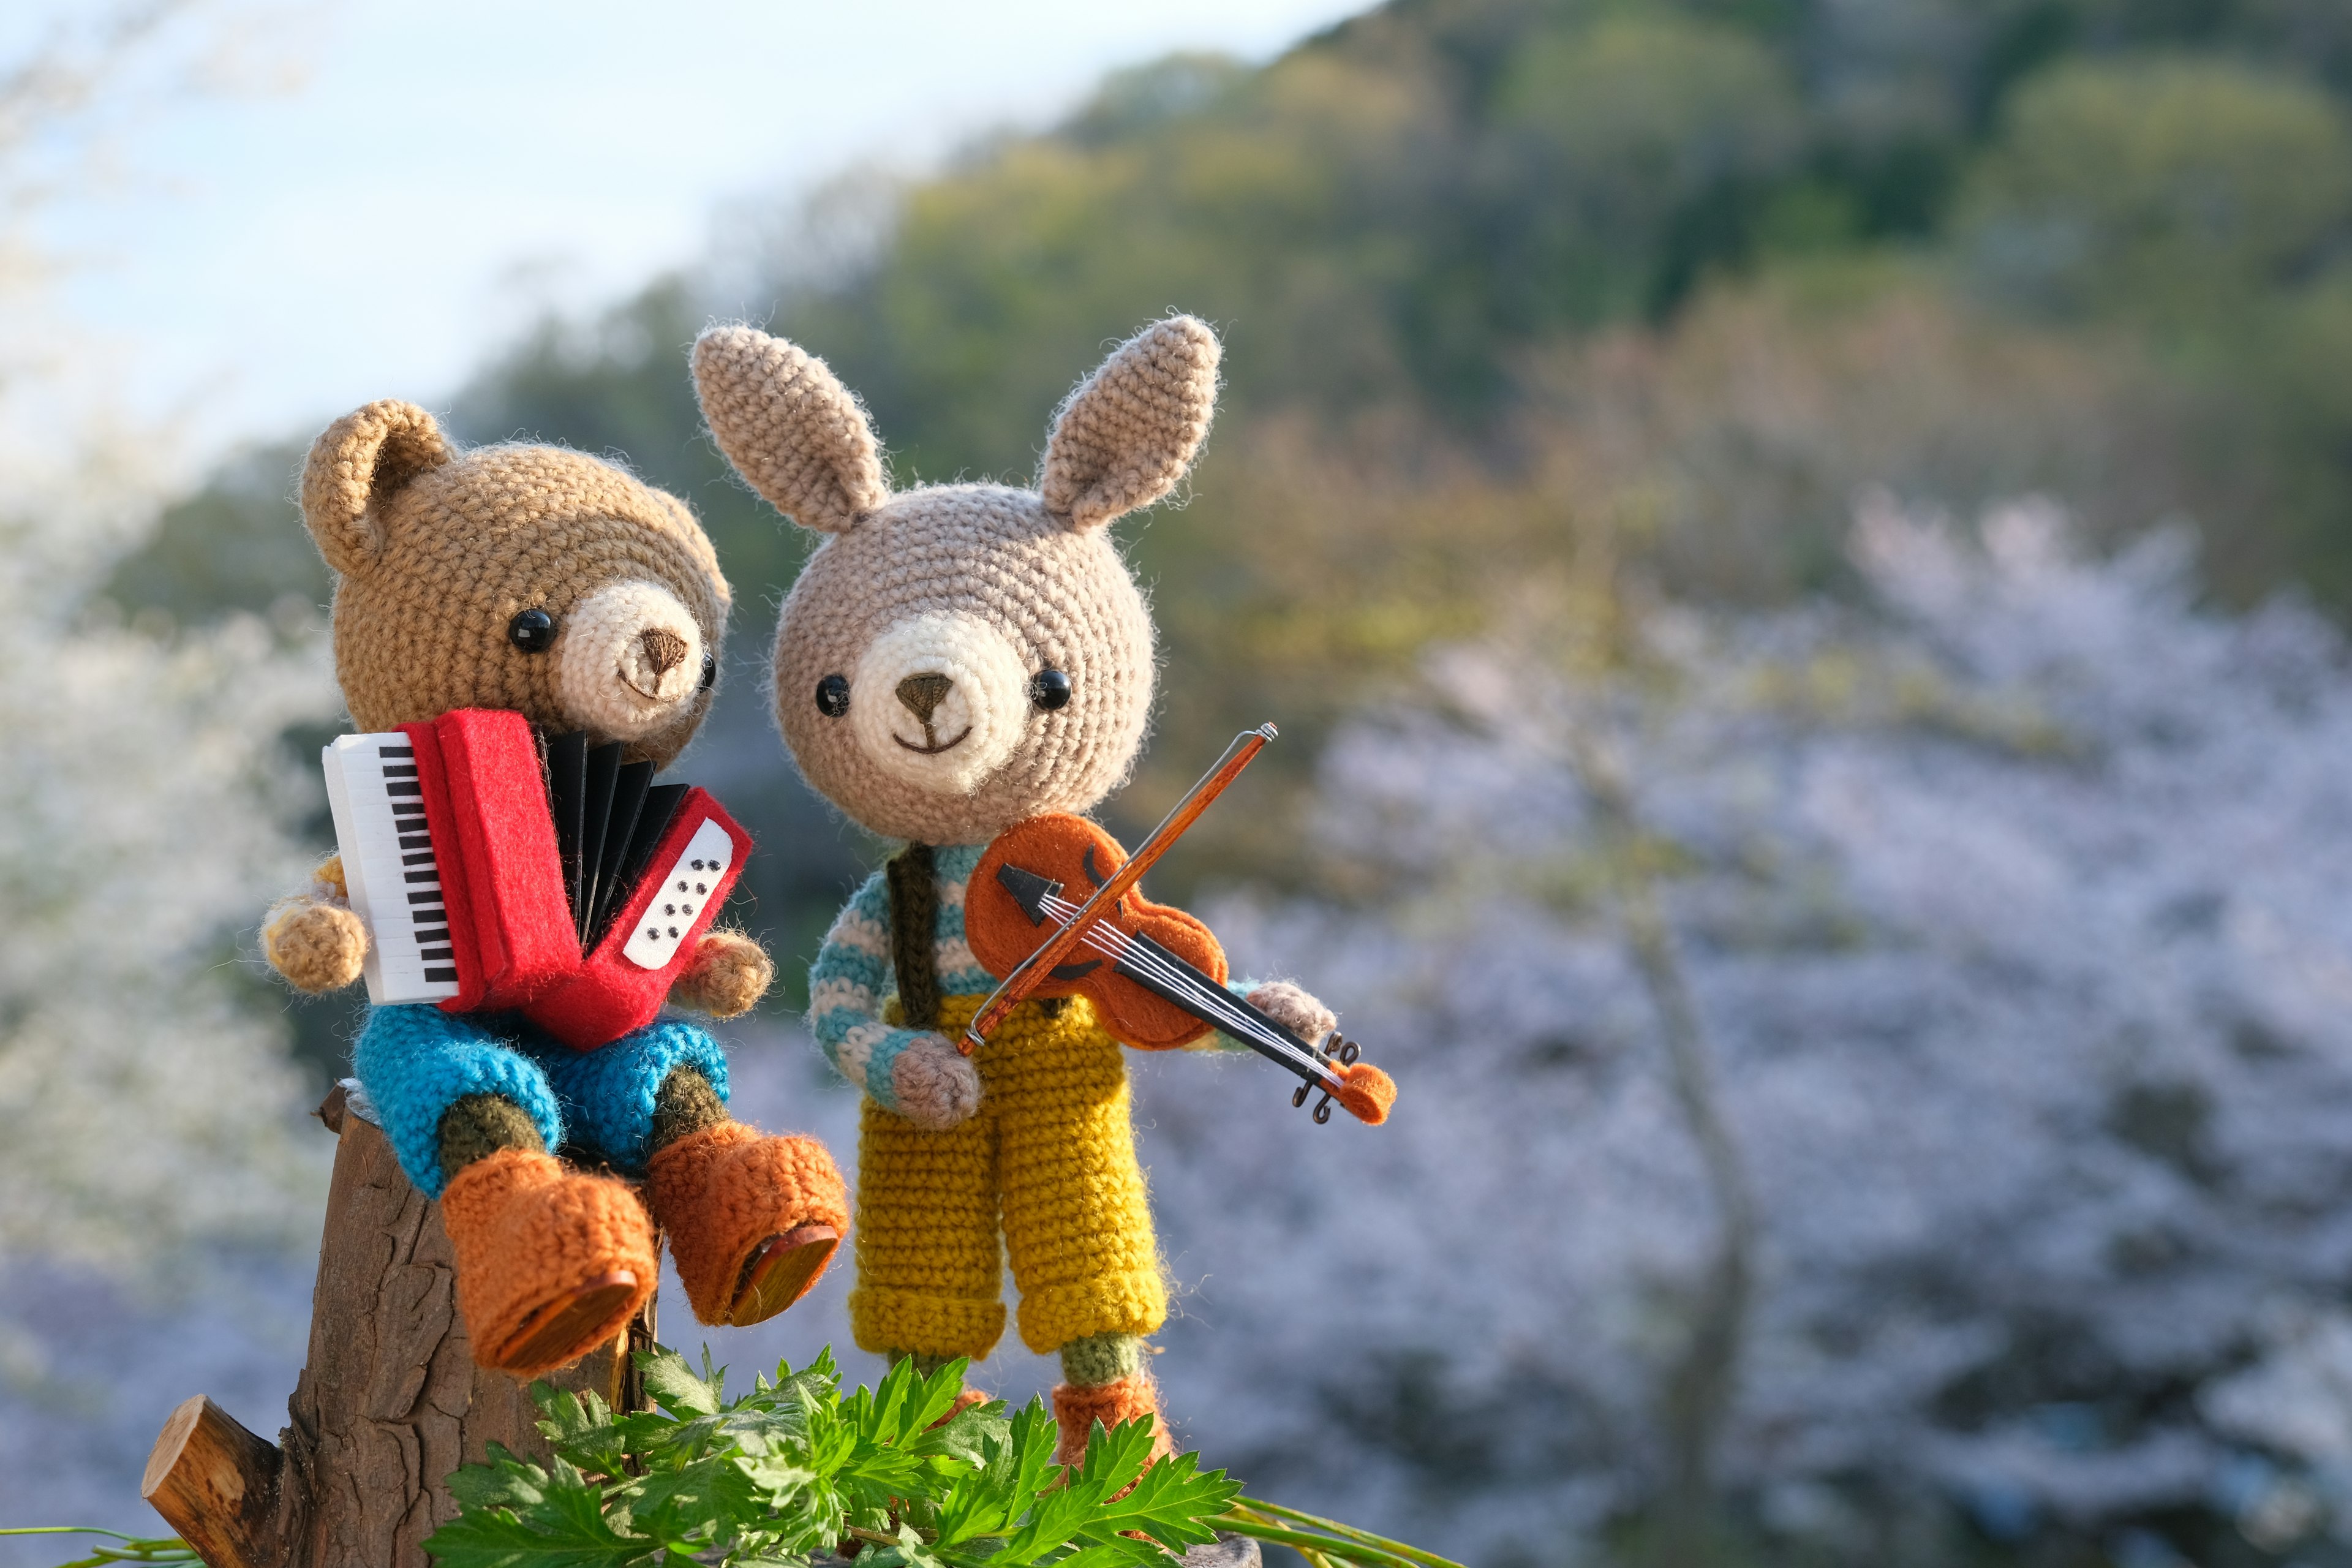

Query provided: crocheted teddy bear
[693,317,1338,1463]
[260,401,849,1377]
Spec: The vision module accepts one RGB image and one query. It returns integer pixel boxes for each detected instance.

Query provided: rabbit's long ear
[693,325,888,533]
[300,401,452,577]
[1039,315,1220,532]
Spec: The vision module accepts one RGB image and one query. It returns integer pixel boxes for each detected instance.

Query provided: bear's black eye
[700,652,717,692]
[508,608,557,653]
[1028,669,1073,711]
[815,674,851,718]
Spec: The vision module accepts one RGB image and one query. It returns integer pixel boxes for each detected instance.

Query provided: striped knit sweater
[809,842,1248,1115]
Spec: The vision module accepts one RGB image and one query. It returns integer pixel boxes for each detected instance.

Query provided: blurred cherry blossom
[1135,496,2352,1562]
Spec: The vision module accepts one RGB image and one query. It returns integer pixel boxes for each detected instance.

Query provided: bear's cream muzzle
[557,579,707,741]
[850,612,1029,794]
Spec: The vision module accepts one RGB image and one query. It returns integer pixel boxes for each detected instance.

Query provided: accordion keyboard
[322,733,463,1006]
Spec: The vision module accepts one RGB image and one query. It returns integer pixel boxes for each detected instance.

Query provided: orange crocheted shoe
[439,1148,658,1378]
[1051,1373,1177,1468]
[645,1121,851,1326]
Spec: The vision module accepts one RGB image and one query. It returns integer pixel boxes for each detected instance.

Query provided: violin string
[1039,902,1317,1062]
[1030,892,1281,1041]
[1030,890,1337,1084]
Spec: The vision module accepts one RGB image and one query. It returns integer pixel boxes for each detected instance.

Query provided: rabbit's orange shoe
[1051,1373,1176,1468]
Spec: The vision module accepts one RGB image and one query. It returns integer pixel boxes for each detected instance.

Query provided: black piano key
[424,967,459,983]
[601,783,688,944]
[575,742,622,943]
[544,730,589,927]
[589,760,655,942]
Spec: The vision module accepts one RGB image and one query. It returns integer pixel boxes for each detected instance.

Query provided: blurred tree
[1493,15,1807,321]
[0,12,334,1536]
[104,437,323,625]
[1960,55,2352,324]
[106,0,2352,933]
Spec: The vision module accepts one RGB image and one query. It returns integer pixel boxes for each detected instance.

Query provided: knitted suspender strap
[886,842,942,1030]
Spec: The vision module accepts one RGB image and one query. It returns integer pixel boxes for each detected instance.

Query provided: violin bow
[962,723,1278,1052]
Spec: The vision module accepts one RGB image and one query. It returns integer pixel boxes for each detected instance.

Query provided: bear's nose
[896,673,953,723]
[639,628,690,678]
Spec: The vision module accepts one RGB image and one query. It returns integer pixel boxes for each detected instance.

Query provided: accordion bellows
[323,707,750,1049]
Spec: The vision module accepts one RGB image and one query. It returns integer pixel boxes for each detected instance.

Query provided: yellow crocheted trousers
[848,992,1167,1360]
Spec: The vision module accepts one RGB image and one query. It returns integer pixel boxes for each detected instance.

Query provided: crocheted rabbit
[260,402,848,1376]
[695,318,1337,1462]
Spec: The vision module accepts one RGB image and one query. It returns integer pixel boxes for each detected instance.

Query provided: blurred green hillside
[115,0,2352,903]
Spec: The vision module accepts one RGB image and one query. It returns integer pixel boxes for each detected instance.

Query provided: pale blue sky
[11,0,1365,469]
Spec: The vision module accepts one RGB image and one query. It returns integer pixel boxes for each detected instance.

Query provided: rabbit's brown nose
[639,628,689,677]
[897,673,953,722]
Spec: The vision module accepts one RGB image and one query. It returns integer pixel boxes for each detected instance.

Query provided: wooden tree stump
[144,1086,656,1568]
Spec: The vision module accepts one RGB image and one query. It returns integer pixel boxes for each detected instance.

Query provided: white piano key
[323,733,462,1006]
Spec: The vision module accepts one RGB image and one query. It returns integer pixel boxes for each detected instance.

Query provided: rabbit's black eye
[816,674,851,718]
[700,652,717,692]
[508,608,557,653]
[1028,669,1073,711]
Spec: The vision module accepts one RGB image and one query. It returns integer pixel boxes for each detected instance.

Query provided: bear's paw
[263,898,369,994]
[670,930,775,1020]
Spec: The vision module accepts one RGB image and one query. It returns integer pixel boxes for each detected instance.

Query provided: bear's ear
[299,401,453,577]
[693,325,888,533]
[1039,315,1220,532]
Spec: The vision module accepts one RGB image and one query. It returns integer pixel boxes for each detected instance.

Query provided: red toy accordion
[321,707,751,1049]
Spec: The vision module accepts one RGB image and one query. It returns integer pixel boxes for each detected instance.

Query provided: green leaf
[933,1400,1060,1550]
[443,1444,556,1512]
[422,1482,660,1568]
[611,1454,767,1547]
[434,1341,1425,1568]
[843,1354,971,1452]
[910,1395,1008,1469]
[1055,1544,1166,1568]
[861,1519,954,1568]
[638,1346,725,1417]
[776,1345,840,1403]
[532,1385,630,1478]
[1079,1444,1238,1555]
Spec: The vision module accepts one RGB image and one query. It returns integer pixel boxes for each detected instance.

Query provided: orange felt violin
[962,728,1396,1128]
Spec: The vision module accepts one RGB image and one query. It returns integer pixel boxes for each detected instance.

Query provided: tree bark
[145,1086,655,1568]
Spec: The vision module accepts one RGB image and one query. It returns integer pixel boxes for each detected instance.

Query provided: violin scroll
[1292,1032,1396,1126]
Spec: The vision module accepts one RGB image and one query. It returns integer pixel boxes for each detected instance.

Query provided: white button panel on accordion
[624,819,733,970]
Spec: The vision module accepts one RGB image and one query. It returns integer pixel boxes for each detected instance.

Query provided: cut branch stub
[143,1395,284,1568]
